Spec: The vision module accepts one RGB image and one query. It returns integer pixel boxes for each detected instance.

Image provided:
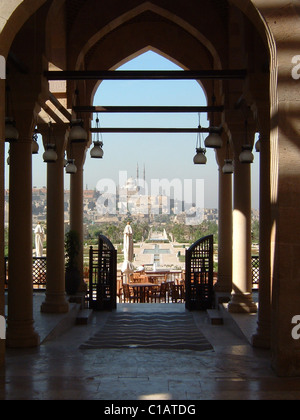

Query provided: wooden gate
[185,235,214,311]
[89,235,117,311]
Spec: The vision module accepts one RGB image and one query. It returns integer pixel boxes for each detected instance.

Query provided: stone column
[215,142,233,300]
[41,125,69,314]
[252,128,272,348]
[228,127,257,314]
[69,142,87,291]
[6,121,40,348]
[0,79,5,363]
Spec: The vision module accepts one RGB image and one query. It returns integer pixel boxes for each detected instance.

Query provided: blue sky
[8,50,260,209]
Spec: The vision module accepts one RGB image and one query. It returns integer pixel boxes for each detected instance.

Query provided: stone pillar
[228,127,257,314]
[69,142,87,291]
[252,129,272,348]
[0,79,5,363]
[41,125,69,314]
[214,143,233,299]
[6,121,40,348]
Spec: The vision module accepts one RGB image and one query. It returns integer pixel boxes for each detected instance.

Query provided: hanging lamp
[193,123,207,165]
[222,159,234,174]
[239,120,254,164]
[90,115,104,159]
[5,118,19,143]
[222,141,234,174]
[69,119,88,143]
[65,139,77,174]
[66,159,77,174]
[43,144,57,163]
[69,88,88,143]
[32,128,39,154]
[204,92,222,149]
[43,123,57,163]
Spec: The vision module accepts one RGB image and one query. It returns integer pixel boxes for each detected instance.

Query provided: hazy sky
[7,50,260,209]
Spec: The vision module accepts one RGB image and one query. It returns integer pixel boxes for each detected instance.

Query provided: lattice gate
[185,235,214,311]
[89,235,117,311]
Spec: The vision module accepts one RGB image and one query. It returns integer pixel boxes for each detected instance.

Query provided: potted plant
[65,230,81,295]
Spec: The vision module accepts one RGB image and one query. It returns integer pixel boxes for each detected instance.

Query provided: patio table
[129,283,156,303]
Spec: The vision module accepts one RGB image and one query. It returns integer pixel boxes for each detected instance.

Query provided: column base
[41,292,69,314]
[252,332,271,349]
[6,319,40,348]
[228,292,257,314]
[0,340,5,366]
[252,320,271,349]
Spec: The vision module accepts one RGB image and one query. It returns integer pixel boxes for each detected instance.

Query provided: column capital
[38,122,68,157]
[68,141,87,168]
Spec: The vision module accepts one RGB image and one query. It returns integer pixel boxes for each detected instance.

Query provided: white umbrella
[34,222,44,257]
[121,222,135,283]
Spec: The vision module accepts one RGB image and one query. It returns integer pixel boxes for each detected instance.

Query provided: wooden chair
[123,283,135,303]
[150,282,167,303]
[117,279,123,303]
[132,273,142,283]
[171,284,185,303]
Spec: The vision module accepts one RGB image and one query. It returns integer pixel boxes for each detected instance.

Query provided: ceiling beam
[90,127,218,134]
[45,69,247,81]
[74,105,224,113]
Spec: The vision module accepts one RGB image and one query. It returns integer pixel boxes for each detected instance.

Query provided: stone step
[76,309,93,325]
[207,309,224,325]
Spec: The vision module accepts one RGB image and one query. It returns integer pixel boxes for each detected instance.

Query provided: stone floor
[1,293,300,400]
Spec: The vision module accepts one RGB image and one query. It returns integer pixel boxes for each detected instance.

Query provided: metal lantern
[222,159,234,174]
[66,159,77,174]
[193,147,207,165]
[239,144,254,164]
[5,118,19,142]
[204,130,222,149]
[90,141,104,159]
[69,119,88,143]
[43,144,57,163]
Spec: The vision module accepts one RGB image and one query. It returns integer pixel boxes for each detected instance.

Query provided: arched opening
[86,49,220,306]
[9,0,300,384]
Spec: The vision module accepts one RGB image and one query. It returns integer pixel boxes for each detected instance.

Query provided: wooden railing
[4,255,260,291]
[5,257,47,289]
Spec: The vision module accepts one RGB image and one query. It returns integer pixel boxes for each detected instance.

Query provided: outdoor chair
[117,279,123,303]
[150,282,167,303]
[132,273,142,283]
[123,283,135,303]
[171,284,185,303]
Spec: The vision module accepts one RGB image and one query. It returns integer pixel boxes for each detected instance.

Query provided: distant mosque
[120,164,147,196]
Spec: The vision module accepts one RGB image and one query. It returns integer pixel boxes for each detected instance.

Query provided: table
[129,283,157,303]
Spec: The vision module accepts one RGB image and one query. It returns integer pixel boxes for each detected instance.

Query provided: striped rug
[79,312,213,352]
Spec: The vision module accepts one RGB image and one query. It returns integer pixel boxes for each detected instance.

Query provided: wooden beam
[74,105,224,113]
[45,69,247,81]
[90,127,218,133]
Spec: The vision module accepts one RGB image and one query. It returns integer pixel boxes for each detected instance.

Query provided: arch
[0,0,47,57]
[70,1,224,72]
[88,46,210,110]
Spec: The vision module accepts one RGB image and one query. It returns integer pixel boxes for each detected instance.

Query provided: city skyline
[5,50,260,209]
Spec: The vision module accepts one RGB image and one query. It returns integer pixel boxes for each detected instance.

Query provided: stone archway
[3,0,300,378]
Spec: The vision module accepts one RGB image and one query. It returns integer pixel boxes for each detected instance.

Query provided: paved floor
[1,293,300,400]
